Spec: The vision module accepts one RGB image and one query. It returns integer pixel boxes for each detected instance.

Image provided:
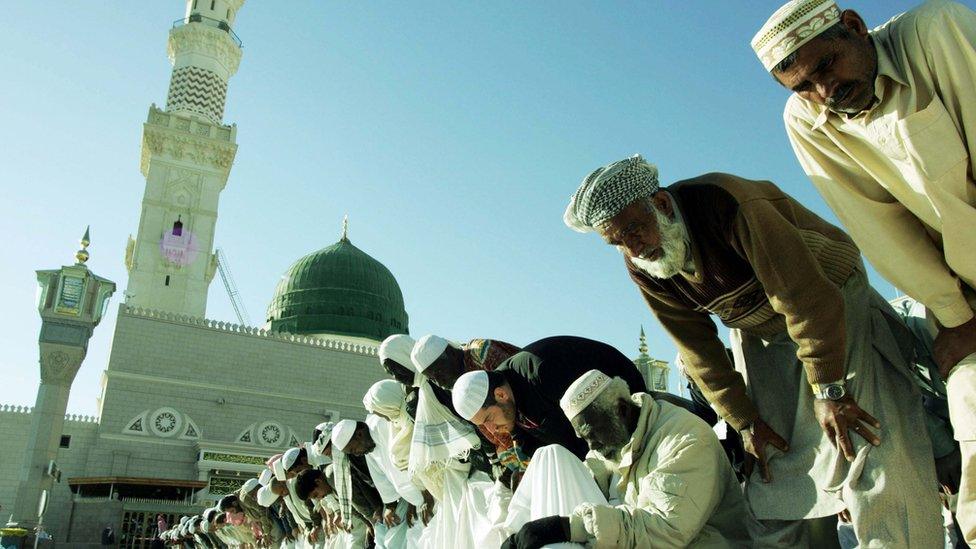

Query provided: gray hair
[584,376,630,418]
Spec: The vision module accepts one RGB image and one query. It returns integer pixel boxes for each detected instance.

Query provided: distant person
[100,524,115,546]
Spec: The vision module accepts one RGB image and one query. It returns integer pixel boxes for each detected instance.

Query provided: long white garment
[418,462,508,549]
[367,415,425,506]
[366,414,426,549]
[504,445,608,549]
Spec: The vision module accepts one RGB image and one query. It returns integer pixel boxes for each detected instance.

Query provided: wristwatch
[812,381,846,401]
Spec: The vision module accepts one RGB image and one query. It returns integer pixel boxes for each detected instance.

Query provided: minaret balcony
[173,14,242,48]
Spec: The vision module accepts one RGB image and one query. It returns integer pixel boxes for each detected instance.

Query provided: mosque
[0,2,670,546]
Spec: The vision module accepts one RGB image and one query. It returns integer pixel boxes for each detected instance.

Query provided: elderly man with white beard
[502,370,751,549]
[564,154,942,546]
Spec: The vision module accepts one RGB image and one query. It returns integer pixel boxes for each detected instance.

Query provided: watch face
[825,385,845,400]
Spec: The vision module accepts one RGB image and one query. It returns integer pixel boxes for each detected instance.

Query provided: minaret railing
[172,15,242,47]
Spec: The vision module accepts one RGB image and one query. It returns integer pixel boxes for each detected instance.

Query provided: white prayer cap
[752,0,841,71]
[256,485,279,507]
[282,447,301,471]
[242,478,260,494]
[179,516,190,526]
[379,334,416,368]
[258,467,274,487]
[272,458,287,482]
[202,507,218,522]
[331,419,357,451]
[452,370,489,421]
[411,334,451,372]
[560,370,612,420]
[564,154,659,233]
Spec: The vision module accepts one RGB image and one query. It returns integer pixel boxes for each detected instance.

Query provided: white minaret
[124,0,244,317]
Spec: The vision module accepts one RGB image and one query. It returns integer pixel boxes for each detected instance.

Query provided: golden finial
[341,215,349,242]
[75,226,91,265]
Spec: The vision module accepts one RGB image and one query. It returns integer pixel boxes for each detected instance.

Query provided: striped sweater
[628,173,861,430]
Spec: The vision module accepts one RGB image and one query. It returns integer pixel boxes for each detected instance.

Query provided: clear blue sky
[1,1,962,415]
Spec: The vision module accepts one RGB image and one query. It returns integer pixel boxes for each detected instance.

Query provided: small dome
[266,235,409,342]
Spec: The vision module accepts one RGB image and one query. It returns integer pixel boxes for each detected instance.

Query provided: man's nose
[816,80,836,102]
[624,238,643,258]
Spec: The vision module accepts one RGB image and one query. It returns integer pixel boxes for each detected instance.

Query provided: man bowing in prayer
[503,370,751,549]
[564,154,942,546]
[452,335,647,462]
[754,2,976,539]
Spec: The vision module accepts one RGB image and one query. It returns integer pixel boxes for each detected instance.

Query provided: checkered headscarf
[564,154,659,233]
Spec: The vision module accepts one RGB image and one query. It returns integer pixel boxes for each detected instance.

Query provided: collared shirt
[785,0,976,327]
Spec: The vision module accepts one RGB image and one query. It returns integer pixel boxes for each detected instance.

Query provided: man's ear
[840,9,869,38]
[617,397,630,418]
[494,386,508,402]
[652,190,673,218]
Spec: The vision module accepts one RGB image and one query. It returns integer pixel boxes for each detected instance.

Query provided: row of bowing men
[163,0,976,546]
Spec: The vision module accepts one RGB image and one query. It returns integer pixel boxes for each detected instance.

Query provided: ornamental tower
[124,0,244,317]
[633,326,671,392]
[11,229,115,528]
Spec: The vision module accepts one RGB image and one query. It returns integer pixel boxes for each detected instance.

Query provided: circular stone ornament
[257,421,283,446]
[149,407,183,438]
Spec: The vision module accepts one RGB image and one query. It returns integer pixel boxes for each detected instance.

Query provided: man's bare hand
[741,419,790,483]
[814,395,880,461]
[935,317,976,379]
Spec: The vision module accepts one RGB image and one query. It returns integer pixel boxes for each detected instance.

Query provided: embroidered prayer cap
[560,369,612,420]
[752,0,841,71]
[256,485,279,507]
[452,370,489,421]
[331,419,358,451]
[564,154,659,233]
[242,478,260,494]
[411,334,451,373]
[258,467,274,487]
[379,334,416,368]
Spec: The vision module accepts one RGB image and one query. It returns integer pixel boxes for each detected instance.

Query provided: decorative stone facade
[0,304,387,544]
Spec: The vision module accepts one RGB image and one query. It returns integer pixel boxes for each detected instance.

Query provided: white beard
[629,206,691,279]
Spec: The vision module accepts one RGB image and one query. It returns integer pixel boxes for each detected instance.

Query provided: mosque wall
[0,407,99,542]
[1,304,392,543]
[85,304,387,480]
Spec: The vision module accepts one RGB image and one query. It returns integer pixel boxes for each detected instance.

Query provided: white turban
[560,369,612,420]
[331,419,357,451]
[411,334,452,372]
[363,380,407,418]
[242,478,260,494]
[564,154,659,233]
[379,334,416,367]
[452,370,489,421]
[256,485,279,507]
[752,0,840,71]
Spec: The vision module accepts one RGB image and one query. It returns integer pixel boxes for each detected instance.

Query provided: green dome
[266,236,409,341]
